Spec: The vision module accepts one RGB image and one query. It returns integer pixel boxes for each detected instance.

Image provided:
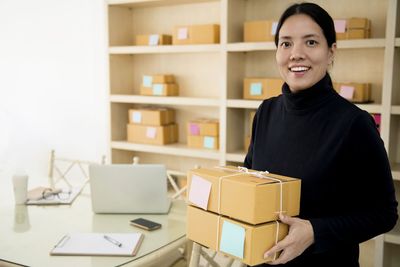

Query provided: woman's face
[276,14,336,92]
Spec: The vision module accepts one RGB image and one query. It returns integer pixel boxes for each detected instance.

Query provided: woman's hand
[264,214,315,265]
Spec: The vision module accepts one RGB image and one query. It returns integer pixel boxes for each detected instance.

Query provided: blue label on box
[143,76,153,87]
[203,136,215,149]
[219,220,245,259]
[250,83,262,95]
[152,84,164,95]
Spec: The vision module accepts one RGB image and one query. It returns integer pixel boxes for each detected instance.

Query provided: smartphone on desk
[130,218,162,231]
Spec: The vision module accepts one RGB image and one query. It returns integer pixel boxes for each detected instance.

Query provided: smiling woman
[244,2,398,267]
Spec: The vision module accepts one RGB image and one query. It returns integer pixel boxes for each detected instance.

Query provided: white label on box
[132,111,142,123]
[334,20,347,33]
[149,34,159,46]
[146,127,157,139]
[271,21,279,35]
[188,175,212,210]
[143,76,153,87]
[177,27,189,40]
[339,85,355,100]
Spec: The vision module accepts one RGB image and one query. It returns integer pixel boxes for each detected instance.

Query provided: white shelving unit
[106,0,400,266]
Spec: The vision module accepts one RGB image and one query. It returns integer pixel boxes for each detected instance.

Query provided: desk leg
[189,242,201,267]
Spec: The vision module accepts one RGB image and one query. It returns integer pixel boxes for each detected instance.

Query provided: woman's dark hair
[274,2,336,47]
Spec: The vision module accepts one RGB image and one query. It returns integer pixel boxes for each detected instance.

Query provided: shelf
[392,163,400,181]
[355,104,382,114]
[108,0,218,8]
[396,38,400,47]
[384,222,400,245]
[392,106,400,115]
[111,141,221,160]
[110,95,221,107]
[226,152,246,163]
[109,45,221,54]
[227,99,262,109]
[225,39,386,52]
[227,42,276,52]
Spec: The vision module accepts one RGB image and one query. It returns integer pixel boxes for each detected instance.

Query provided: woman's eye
[280,42,291,48]
[306,40,318,46]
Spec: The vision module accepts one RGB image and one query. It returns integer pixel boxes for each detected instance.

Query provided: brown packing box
[244,20,277,42]
[243,78,283,100]
[336,29,370,40]
[333,82,371,103]
[347,18,370,29]
[187,119,219,136]
[244,135,251,151]
[187,205,288,266]
[135,34,172,45]
[173,24,220,45]
[140,83,179,96]
[187,166,301,224]
[127,123,178,145]
[128,108,175,126]
[187,135,219,150]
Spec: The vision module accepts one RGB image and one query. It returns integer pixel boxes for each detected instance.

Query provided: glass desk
[0,175,187,267]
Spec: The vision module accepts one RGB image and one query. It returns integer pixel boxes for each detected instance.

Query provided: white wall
[0,0,108,178]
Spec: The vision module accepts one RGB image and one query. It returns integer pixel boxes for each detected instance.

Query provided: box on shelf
[333,82,371,103]
[140,83,179,96]
[187,119,219,136]
[128,108,175,126]
[142,74,175,86]
[135,34,172,46]
[187,135,219,150]
[334,18,371,40]
[187,205,288,266]
[243,78,283,100]
[173,24,220,45]
[187,166,301,224]
[244,20,278,42]
[127,123,178,145]
[244,135,251,151]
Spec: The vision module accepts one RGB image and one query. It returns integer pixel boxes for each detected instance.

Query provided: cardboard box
[244,20,278,42]
[187,166,301,224]
[135,34,172,46]
[336,29,370,40]
[142,74,175,86]
[333,82,371,103]
[127,123,178,145]
[187,119,219,136]
[243,78,283,100]
[187,205,288,266]
[244,135,251,151]
[140,83,179,96]
[335,18,371,40]
[347,18,370,29]
[128,108,175,126]
[173,24,220,45]
[187,135,219,150]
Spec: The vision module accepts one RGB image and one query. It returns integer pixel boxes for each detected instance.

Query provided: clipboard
[50,233,144,256]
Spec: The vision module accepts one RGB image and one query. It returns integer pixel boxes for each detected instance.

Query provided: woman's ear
[329,43,337,65]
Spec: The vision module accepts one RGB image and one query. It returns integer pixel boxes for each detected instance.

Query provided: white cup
[12,172,29,205]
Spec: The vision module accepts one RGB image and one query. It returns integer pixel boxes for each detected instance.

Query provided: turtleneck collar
[282,73,336,114]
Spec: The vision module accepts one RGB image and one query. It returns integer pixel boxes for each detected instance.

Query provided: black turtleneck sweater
[244,74,398,267]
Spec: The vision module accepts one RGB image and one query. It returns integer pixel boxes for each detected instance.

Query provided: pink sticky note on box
[334,20,346,33]
[339,85,354,100]
[178,27,188,40]
[146,127,157,139]
[188,175,212,210]
[189,123,200,135]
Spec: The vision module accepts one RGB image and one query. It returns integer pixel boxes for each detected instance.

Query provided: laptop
[89,164,171,214]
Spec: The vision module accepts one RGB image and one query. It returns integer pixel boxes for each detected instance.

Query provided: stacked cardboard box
[186,166,301,266]
[135,34,172,46]
[333,82,371,103]
[244,20,279,42]
[140,74,179,96]
[244,111,256,150]
[127,107,178,145]
[173,24,220,45]
[334,18,371,40]
[187,119,219,150]
[243,78,283,100]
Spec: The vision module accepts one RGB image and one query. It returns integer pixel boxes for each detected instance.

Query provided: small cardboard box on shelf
[243,78,283,100]
[135,34,172,46]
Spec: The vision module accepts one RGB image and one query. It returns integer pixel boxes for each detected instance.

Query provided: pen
[103,235,123,247]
